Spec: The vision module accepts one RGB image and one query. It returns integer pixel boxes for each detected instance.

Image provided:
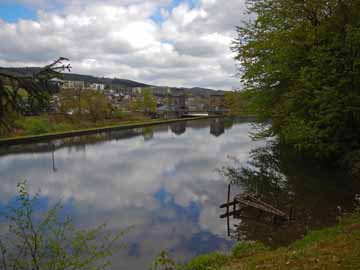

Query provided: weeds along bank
[152,213,360,270]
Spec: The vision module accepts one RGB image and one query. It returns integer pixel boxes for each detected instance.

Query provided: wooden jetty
[220,184,290,236]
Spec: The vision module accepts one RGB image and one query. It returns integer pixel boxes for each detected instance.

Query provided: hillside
[0,67,225,96]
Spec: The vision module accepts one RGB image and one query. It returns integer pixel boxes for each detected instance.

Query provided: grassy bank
[0,115,217,146]
[157,213,360,270]
[6,114,151,138]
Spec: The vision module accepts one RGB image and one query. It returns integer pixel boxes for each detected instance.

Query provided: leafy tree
[0,58,71,134]
[0,182,126,270]
[59,89,111,122]
[84,90,112,122]
[141,89,157,114]
[233,0,360,174]
[58,88,87,119]
[129,89,156,114]
[128,98,142,112]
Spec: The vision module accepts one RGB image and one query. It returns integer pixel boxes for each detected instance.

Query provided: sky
[0,0,249,90]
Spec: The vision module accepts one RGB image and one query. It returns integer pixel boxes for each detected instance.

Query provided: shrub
[232,242,269,258]
[0,182,126,270]
[186,252,228,270]
[291,226,341,250]
[16,116,52,135]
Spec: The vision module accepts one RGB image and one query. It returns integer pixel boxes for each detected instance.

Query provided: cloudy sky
[0,0,249,90]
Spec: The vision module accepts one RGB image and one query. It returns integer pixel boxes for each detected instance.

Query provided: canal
[0,117,358,269]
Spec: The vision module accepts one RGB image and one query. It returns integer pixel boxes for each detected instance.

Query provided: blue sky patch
[0,3,37,22]
[151,0,199,24]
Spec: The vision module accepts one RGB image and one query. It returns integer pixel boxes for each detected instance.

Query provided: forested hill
[0,67,224,96]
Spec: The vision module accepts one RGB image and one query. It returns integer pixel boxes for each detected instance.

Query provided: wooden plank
[220,210,242,219]
[220,201,237,208]
[236,197,287,217]
[235,194,287,217]
[248,196,286,216]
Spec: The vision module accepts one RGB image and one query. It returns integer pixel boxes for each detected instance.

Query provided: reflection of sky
[0,119,265,270]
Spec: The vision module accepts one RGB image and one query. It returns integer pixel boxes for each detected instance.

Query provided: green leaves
[233,0,360,172]
[0,182,127,270]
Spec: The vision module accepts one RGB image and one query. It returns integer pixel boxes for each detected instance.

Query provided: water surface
[0,118,358,269]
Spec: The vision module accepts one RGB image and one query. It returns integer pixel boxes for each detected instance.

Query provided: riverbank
[161,213,360,270]
[0,116,220,146]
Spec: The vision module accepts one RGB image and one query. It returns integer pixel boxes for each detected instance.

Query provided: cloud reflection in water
[0,118,265,270]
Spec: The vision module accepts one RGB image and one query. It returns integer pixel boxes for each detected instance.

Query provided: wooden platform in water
[220,189,288,220]
[219,184,292,238]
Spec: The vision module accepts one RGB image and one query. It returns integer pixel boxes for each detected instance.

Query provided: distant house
[90,83,105,91]
[186,96,206,111]
[62,80,85,89]
[167,94,187,111]
[132,87,143,95]
[209,93,225,112]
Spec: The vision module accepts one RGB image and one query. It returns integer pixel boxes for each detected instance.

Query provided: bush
[14,116,76,135]
[0,182,126,270]
[291,226,341,250]
[113,109,129,119]
[186,252,228,270]
[231,242,269,258]
[16,116,52,135]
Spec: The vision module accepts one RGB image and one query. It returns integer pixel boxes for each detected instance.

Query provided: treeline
[233,0,360,177]
[224,91,256,116]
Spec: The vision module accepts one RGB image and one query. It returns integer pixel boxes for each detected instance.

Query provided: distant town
[1,64,247,139]
[1,67,229,118]
[48,75,227,118]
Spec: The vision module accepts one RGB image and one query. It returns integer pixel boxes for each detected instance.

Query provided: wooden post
[227,184,231,236]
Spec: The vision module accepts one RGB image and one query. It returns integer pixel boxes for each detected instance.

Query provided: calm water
[0,118,358,269]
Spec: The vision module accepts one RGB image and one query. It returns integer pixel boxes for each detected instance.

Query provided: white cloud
[0,0,249,89]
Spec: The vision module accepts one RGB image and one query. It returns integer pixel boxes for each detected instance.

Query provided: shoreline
[0,116,221,146]
[158,213,360,270]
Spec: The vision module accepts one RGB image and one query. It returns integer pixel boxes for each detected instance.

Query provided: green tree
[84,90,112,122]
[58,88,87,119]
[128,98,141,112]
[0,58,71,134]
[59,89,112,122]
[129,89,156,115]
[0,182,126,270]
[141,89,157,114]
[232,0,360,174]
[224,91,255,115]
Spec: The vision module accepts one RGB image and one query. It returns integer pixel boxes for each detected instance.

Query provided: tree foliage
[233,0,360,173]
[142,89,157,114]
[224,91,255,115]
[83,90,112,122]
[129,89,156,114]
[0,182,126,270]
[0,58,71,134]
[59,89,112,122]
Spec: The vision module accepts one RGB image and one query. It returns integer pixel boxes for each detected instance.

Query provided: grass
[0,115,215,144]
[157,213,360,270]
[8,114,151,138]
[186,253,229,270]
[223,213,360,270]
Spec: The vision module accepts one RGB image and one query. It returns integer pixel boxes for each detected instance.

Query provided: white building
[62,80,85,89]
[90,83,106,91]
[132,87,143,95]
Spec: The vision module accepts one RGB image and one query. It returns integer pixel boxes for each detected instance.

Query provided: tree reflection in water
[219,141,359,247]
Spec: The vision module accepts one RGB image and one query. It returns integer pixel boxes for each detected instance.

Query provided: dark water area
[0,117,359,269]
